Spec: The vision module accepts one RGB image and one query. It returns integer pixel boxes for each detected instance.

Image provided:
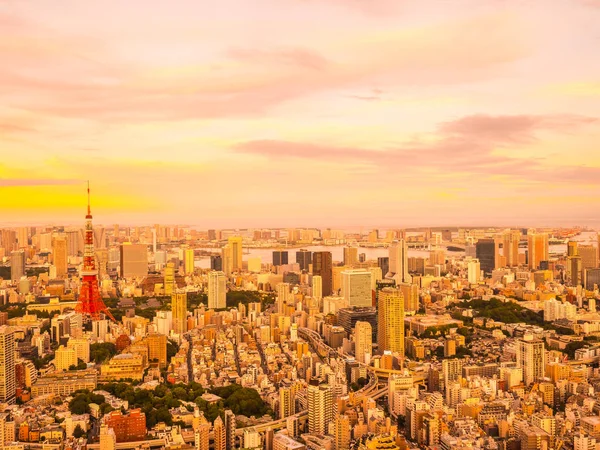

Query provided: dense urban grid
[1,198,600,450]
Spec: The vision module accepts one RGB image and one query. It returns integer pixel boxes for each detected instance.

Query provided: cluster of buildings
[1,224,600,450]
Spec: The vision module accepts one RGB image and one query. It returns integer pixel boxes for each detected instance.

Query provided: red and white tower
[76,183,114,321]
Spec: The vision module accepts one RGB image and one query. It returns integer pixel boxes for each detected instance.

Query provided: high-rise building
[476,239,496,274]
[337,307,377,342]
[528,232,549,270]
[119,244,148,278]
[312,252,333,297]
[55,345,77,371]
[502,230,521,267]
[389,240,410,283]
[164,262,175,295]
[354,321,372,364]
[467,259,481,284]
[0,326,16,404]
[208,229,217,241]
[517,337,545,386]
[296,249,312,272]
[10,250,25,283]
[277,282,292,313]
[334,414,351,450]
[569,256,583,286]
[343,247,358,266]
[228,236,243,273]
[377,287,405,357]
[210,255,223,272]
[224,409,236,450]
[208,271,227,310]
[398,283,419,314]
[213,417,226,450]
[378,257,390,278]
[99,424,116,450]
[145,333,167,368]
[52,234,68,278]
[279,387,295,419]
[308,382,333,435]
[584,268,600,291]
[579,245,598,270]
[341,269,371,308]
[568,241,578,257]
[184,248,195,275]
[273,251,289,266]
[172,291,187,334]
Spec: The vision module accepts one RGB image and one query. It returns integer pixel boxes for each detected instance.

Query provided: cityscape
[2,1,600,450]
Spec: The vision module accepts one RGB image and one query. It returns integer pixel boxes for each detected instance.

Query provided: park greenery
[90,343,118,364]
[68,391,114,415]
[90,382,272,428]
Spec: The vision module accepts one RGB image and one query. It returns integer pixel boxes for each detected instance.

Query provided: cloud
[234,114,599,179]
[226,47,329,70]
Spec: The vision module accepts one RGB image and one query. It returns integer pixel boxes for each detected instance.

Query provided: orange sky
[1,0,600,227]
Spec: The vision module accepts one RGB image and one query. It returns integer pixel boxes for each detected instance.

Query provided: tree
[90,343,117,363]
[73,425,85,439]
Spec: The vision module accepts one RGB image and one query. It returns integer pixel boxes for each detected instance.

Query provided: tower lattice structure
[76,183,115,321]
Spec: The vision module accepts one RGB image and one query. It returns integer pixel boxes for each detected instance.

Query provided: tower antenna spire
[87,180,91,218]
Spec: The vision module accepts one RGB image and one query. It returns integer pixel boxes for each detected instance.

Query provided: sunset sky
[1,0,599,227]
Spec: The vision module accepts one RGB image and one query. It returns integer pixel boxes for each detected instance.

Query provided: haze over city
[2,0,600,227]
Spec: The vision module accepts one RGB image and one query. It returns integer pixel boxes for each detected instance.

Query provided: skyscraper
[343,247,358,266]
[341,269,371,307]
[377,257,390,278]
[502,230,521,267]
[213,416,226,450]
[52,234,68,278]
[119,244,148,278]
[517,336,545,386]
[208,271,227,310]
[172,291,187,334]
[279,387,295,419]
[579,245,598,269]
[184,248,195,275]
[476,239,496,275]
[312,275,322,301]
[273,250,289,266]
[389,240,410,284]
[527,232,549,270]
[228,236,243,272]
[224,409,236,450]
[210,255,223,271]
[377,287,405,357]
[10,250,25,283]
[296,249,312,272]
[467,259,481,284]
[398,282,419,315]
[0,326,16,404]
[334,414,351,450]
[569,256,583,287]
[308,382,333,435]
[354,321,372,364]
[312,252,333,297]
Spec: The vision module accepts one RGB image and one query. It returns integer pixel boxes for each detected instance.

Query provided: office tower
[208,229,217,241]
[0,326,16,404]
[277,282,292,313]
[569,256,583,286]
[296,249,312,271]
[527,232,549,270]
[334,415,351,450]
[213,416,226,450]
[378,257,390,278]
[224,409,236,450]
[273,250,289,266]
[502,230,521,267]
[312,252,333,296]
[163,262,175,295]
[467,259,481,284]
[377,287,405,357]
[584,269,600,291]
[228,236,243,272]
[517,337,545,386]
[172,291,187,334]
[10,250,25,283]
[279,387,295,419]
[119,244,148,278]
[247,257,261,273]
[66,229,82,256]
[343,247,358,266]
[476,239,496,274]
[145,333,167,368]
[389,240,410,283]
[210,255,223,272]
[184,248,195,275]
[99,424,116,450]
[17,227,28,248]
[341,269,371,307]
[579,245,598,269]
[52,234,68,278]
[208,271,227,310]
[308,382,333,435]
[398,283,419,315]
[568,241,578,257]
[354,321,372,364]
[442,358,463,389]
[312,275,322,301]
[338,307,377,342]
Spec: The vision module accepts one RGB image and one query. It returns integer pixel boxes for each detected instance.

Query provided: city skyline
[2,0,600,227]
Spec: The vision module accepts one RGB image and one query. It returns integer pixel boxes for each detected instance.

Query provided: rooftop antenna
[86,180,92,219]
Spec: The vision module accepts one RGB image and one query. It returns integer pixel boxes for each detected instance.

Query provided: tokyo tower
[76,183,115,321]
